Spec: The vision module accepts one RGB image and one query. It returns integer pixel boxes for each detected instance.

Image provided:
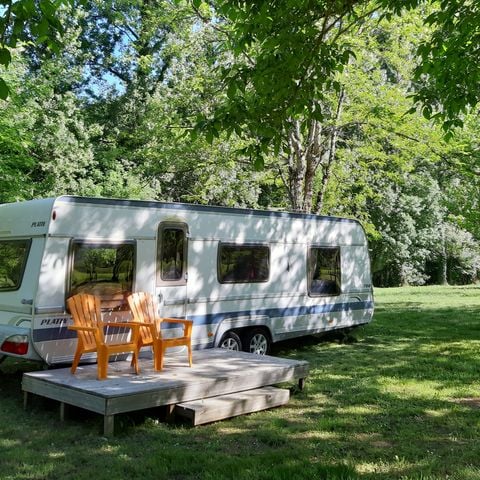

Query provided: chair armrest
[160,318,193,336]
[68,326,98,332]
[104,321,143,329]
[161,318,193,326]
[103,321,141,344]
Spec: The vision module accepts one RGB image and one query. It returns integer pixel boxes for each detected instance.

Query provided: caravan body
[0,196,373,364]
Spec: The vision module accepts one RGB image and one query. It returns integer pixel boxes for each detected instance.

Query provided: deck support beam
[104,415,115,437]
[60,402,66,422]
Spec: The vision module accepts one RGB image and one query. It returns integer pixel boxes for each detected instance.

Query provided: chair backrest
[127,292,159,343]
[67,293,105,349]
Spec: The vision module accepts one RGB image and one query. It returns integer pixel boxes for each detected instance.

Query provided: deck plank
[175,386,290,426]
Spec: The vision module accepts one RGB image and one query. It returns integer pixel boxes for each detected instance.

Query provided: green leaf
[254,155,264,171]
[205,129,214,144]
[23,0,36,15]
[37,17,50,38]
[12,18,24,36]
[227,81,237,100]
[0,78,9,100]
[39,0,56,17]
[422,105,432,119]
[0,47,11,66]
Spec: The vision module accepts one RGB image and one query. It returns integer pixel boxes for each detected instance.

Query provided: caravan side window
[308,247,341,296]
[157,223,188,284]
[0,239,31,291]
[218,244,270,284]
[69,241,135,309]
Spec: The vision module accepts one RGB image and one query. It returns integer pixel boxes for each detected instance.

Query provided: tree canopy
[199,0,480,147]
[2,0,480,128]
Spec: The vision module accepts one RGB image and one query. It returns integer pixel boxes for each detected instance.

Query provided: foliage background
[1,0,480,287]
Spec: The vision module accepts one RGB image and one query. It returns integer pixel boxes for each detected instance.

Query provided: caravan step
[174,386,290,426]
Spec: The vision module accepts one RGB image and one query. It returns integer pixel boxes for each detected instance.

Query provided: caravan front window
[69,242,135,309]
[308,247,341,296]
[0,239,31,291]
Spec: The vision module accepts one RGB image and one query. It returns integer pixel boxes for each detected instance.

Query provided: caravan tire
[219,331,242,351]
[243,328,270,355]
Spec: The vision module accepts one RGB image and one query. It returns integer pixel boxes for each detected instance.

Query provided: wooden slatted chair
[67,293,141,380]
[127,292,193,371]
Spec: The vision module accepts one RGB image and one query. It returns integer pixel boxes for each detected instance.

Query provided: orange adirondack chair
[127,292,193,371]
[67,293,141,380]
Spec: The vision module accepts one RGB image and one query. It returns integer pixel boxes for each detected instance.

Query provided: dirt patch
[451,398,480,408]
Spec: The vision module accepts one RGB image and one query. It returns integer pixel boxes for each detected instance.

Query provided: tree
[257,4,431,214]
[0,57,35,202]
[0,32,109,201]
[3,0,480,131]
[197,0,480,152]
[261,5,480,286]
[0,0,70,98]
[76,0,194,99]
[411,0,480,133]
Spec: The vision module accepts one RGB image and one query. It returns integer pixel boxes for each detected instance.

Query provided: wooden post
[165,404,176,424]
[298,378,306,391]
[60,402,66,422]
[23,391,29,410]
[103,415,115,437]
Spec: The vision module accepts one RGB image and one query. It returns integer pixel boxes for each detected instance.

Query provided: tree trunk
[287,121,306,212]
[314,87,345,214]
[439,223,448,285]
[281,89,344,214]
[283,119,324,213]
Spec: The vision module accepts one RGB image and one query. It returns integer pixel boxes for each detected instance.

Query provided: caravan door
[155,222,189,319]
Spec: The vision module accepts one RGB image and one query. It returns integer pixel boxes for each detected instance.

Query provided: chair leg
[131,350,140,374]
[152,342,191,371]
[160,344,167,370]
[97,347,108,380]
[70,347,82,374]
[153,340,164,371]
[131,340,143,366]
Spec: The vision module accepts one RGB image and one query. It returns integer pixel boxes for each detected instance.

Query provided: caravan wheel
[243,328,270,355]
[219,331,242,351]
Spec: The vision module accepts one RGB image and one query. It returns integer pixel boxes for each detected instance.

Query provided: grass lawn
[1,285,480,479]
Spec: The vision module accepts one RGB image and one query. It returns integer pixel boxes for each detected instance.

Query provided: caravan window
[69,241,135,309]
[218,244,270,283]
[308,247,341,296]
[158,223,188,284]
[0,239,31,291]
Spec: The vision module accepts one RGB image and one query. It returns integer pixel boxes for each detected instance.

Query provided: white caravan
[0,196,373,365]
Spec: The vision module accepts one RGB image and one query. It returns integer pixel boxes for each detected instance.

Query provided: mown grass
[2,285,480,479]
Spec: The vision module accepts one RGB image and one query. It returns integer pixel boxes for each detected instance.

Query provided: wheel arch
[213,315,273,348]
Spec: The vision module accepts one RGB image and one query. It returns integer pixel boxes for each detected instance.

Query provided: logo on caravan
[31,221,46,228]
[40,317,69,326]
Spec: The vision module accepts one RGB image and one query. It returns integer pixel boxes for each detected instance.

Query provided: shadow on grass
[1,294,480,479]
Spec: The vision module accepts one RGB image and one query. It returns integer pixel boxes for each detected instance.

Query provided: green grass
[2,285,480,479]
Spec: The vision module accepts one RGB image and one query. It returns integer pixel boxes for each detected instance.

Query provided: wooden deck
[22,349,309,435]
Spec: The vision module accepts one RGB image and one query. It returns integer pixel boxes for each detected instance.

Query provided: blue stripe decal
[32,301,373,343]
[185,301,374,325]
